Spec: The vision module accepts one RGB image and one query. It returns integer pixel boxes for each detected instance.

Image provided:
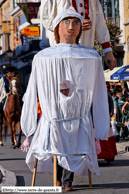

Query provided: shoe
[0,141,3,146]
[64,186,72,191]
[57,180,62,186]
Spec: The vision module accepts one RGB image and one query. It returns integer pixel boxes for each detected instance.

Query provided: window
[21,0,27,2]
[19,14,27,25]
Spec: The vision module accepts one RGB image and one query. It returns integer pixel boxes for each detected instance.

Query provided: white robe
[0,77,6,103]
[41,0,111,53]
[21,43,110,176]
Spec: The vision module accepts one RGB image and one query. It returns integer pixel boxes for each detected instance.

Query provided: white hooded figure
[21,9,110,182]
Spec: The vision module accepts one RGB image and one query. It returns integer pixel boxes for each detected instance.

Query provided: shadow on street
[98,159,129,167]
[0,158,25,161]
[16,176,25,186]
[72,182,129,190]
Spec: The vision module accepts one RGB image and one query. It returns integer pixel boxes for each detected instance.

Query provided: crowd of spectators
[106,81,129,141]
[106,81,129,113]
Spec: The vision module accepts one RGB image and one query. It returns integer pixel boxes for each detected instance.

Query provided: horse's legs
[12,121,17,146]
[3,119,8,142]
[7,120,15,148]
[0,124,3,146]
[16,121,22,148]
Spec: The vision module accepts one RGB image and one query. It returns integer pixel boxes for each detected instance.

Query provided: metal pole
[112,0,115,23]
[104,0,108,18]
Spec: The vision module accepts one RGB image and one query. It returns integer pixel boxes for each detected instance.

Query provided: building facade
[123,0,129,66]
[0,0,49,85]
[100,0,124,68]
[0,0,14,76]
[10,0,49,85]
[101,0,129,67]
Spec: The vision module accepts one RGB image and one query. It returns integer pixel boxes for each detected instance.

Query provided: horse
[3,74,22,148]
[0,117,8,146]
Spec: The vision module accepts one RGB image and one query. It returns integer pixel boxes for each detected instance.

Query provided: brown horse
[0,119,8,146]
[4,74,22,148]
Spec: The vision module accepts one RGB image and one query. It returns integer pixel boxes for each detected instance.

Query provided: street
[0,132,129,194]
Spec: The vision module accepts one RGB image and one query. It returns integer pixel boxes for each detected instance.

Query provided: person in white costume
[21,9,110,190]
[56,82,74,190]
[41,0,116,70]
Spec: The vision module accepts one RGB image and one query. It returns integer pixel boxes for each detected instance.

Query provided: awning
[111,65,129,81]
[17,2,40,23]
[104,67,122,82]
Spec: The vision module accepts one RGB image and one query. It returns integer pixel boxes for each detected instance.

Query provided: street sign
[22,26,40,36]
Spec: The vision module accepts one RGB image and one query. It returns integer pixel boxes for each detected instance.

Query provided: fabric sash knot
[42,112,90,151]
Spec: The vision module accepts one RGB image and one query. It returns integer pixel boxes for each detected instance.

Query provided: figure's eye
[63,20,69,24]
[74,21,79,25]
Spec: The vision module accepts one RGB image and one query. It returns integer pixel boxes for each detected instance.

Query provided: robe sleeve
[20,56,37,137]
[93,57,110,140]
[95,0,110,45]
[42,0,71,31]
[0,77,6,102]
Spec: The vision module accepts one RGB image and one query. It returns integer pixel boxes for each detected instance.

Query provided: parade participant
[41,0,116,70]
[21,9,110,190]
[0,66,16,146]
[56,82,74,190]
[97,84,117,161]
[0,78,6,115]
[0,77,6,146]
[111,114,124,142]
[0,66,16,110]
[60,82,69,97]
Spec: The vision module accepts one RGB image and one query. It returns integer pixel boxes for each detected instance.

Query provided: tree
[94,19,122,56]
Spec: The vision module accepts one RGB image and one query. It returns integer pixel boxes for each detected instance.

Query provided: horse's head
[10,74,18,95]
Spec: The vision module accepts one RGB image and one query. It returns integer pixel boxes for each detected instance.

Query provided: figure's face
[60,89,69,97]
[7,72,14,79]
[58,17,81,44]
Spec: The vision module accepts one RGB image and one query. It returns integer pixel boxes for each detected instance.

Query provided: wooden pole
[31,158,38,186]
[88,169,92,188]
[53,155,57,187]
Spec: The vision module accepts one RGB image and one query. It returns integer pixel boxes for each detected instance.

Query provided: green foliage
[93,19,122,56]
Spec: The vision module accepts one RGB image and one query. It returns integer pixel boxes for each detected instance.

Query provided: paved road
[0,133,129,194]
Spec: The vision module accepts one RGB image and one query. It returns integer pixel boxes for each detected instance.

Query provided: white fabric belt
[42,112,90,151]
[34,153,87,157]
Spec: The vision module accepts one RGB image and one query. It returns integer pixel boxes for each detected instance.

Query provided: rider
[0,66,17,126]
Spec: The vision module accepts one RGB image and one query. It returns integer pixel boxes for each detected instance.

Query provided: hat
[60,83,69,90]
[52,9,83,31]
[3,66,17,74]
